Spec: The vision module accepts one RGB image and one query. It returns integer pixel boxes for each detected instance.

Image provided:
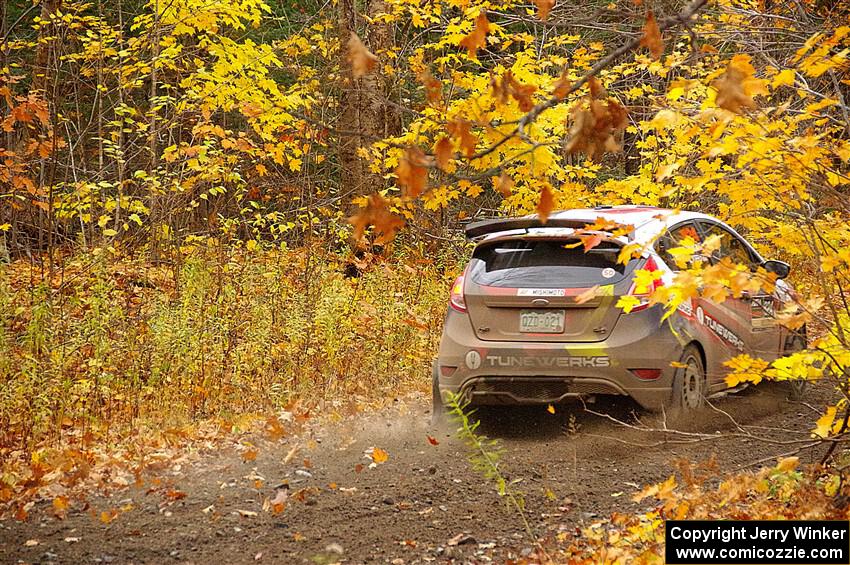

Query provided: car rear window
[470,239,638,288]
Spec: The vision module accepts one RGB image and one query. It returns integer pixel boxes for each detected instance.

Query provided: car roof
[477,206,711,245]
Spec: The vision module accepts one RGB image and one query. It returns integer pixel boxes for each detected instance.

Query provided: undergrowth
[0,241,457,451]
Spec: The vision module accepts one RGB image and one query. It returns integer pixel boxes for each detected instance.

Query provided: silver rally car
[432,205,804,419]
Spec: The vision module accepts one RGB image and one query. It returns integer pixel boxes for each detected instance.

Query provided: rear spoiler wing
[464,218,592,240]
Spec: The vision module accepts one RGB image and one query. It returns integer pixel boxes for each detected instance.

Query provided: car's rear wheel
[672,344,706,411]
[431,361,445,425]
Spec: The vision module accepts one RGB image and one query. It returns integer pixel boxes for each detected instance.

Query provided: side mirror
[762,259,791,279]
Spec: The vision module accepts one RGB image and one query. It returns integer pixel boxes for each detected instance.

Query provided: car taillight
[626,255,664,313]
[630,368,662,380]
[449,274,467,313]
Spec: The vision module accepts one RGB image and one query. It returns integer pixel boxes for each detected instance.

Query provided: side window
[657,222,701,270]
[698,222,756,267]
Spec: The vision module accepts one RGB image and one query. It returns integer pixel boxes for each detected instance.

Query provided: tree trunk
[336,0,397,215]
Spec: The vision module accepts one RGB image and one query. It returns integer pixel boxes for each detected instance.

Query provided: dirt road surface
[1,383,834,564]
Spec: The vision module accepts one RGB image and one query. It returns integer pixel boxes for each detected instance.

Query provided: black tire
[431,361,445,425]
[671,344,706,411]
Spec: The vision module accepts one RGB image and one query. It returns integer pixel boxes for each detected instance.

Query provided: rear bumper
[436,306,683,410]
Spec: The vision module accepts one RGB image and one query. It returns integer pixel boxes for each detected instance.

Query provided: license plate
[520,310,565,333]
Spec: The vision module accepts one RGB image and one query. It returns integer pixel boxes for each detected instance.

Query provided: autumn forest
[2,0,850,561]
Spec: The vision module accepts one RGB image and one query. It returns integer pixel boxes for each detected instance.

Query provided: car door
[696,221,782,363]
[657,221,733,391]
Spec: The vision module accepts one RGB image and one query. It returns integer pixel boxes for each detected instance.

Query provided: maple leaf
[533,0,556,21]
[447,120,477,158]
[459,12,489,59]
[712,55,765,114]
[419,68,442,104]
[547,404,556,414]
[639,11,663,60]
[395,146,429,198]
[553,68,572,100]
[269,489,288,514]
[371,447,389,464]
[537,184,555,224]
[434,137,453,170]
[348,32,377,78]
[506,72,537,112]
[575,285,600,305]
[349,193,405,244]
[494,172,514,196]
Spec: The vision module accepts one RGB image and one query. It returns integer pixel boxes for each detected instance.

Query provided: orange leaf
[419,68,442,104]
[713,60,757,114]
[537,184,554,224]
[581,233,604,252]
[459,12,489,59]
[99,509,118,524]
[355,463,364,473]
[533,0,556,20]
[395,146,429,198]
[434,137,453,170]
[546,404,556,414]
[494,172,514,197]
[575,285,600,305]
[53,496,69,517]
[348,193,406,244]
[348,32,378,78]
[447,120,477,158]
[553,68,572,100]
[639,11,663,60]
[371,447,389,464]
[242,448,258,462]
[427,435,439,446]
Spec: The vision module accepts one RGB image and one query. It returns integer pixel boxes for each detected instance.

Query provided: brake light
[449,274,467,313]
[630,368,662,380]
[626,255,664,313]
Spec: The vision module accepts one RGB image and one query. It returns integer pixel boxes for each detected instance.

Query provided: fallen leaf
[99,509,118,524]
[427,435,440,446]
[242,448,258,463]
[237,509,258,517]
[270,489,288,514]
[348,32,377,78]
[575,285,600,305]
[459,12,489,59]
[64,537,80,543]
[447,120,477,158]
[775,457,799,472]
[395,146,429,198]
[537,184,554,224]
[349,193,405,244]
[547,404,556,414]
[354,463,364,473]
[639,11,663,60]
[24,539,38,547]
[53,495,69,517]
[419,68,442,104]
[533,0,556,20]
[371,447,389,464]
[434,137,453,170]
[283,445,299,464]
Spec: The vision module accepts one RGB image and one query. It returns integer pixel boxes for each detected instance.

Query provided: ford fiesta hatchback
[432,205,805,419]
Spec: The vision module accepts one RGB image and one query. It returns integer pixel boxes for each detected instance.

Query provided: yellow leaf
[547,404,555,414]
[814,406,837,438]
[371,447,389,464]
[774,457,799,473]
